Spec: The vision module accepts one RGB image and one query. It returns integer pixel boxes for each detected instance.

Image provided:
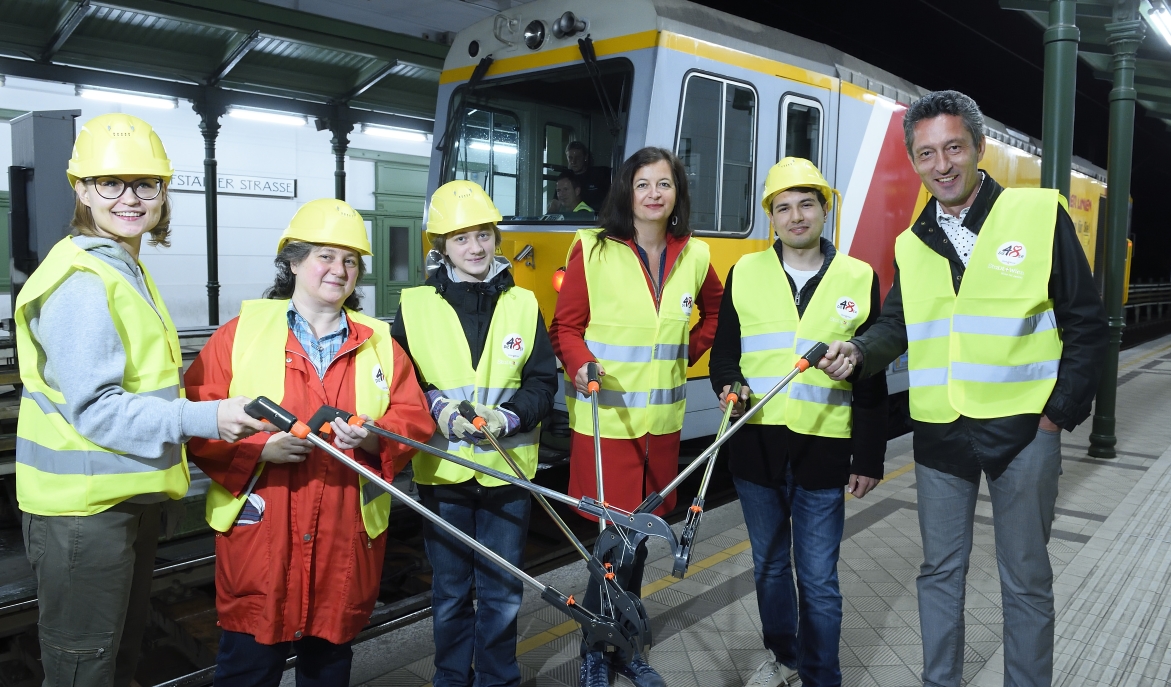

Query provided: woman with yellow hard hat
[390,180,557,687]
[14,113,266,686]
[185,199,433,686]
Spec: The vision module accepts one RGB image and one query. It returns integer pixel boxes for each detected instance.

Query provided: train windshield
[440,58,632,224]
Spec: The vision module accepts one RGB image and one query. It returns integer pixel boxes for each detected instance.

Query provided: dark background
[699,0,1171,282]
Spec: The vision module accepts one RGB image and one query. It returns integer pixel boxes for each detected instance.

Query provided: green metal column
[193,91,227,326]
[1089,1,1145,458]
[1041,0,1079,198]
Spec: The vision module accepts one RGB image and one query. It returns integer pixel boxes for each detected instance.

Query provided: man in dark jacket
[820,91,1107,687]
[710,157,886,687]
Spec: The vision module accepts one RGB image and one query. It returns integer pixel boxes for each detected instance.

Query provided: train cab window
[780,95,823,166]
[676,73,757,234]
[441,59,632,223]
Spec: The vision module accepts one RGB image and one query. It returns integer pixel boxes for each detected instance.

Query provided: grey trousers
[915,428,1062,687]
[23,501,161,687]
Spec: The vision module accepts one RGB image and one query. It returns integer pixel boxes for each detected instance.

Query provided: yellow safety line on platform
[1119,338,1171,374]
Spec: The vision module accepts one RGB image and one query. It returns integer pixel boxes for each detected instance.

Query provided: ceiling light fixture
[77,87,177,109]
[1147,1,1171,46]
[362,124,429,142]
[227,107,307,126]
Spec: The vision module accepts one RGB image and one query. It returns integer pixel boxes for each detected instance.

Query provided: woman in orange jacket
[185,199,433,686]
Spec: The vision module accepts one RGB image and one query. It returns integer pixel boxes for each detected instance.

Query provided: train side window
[779,95,823,167]
[676,73,757,235]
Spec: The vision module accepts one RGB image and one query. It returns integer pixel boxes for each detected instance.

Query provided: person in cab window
[392,180,557,687]
[566,141,612,211]
[709,158,887,687]
[14,113,266,687]
[548,171,594,216]
[185,199,433,686]
[820,91,1107,687]
[550,147,723,687]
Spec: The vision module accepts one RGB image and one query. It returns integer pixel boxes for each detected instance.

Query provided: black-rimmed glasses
[87,176,164,201]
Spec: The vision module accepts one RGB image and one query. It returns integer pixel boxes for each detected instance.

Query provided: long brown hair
[595,147,691,253]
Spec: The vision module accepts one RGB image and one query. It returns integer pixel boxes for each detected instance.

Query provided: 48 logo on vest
[996,241,1027,266]
[372,364,389,392]
[680,293,694,317]
[502,333,525,359]
[836,297,859,321]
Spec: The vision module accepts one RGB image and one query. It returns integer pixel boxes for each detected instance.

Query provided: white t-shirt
[783,263,820,295]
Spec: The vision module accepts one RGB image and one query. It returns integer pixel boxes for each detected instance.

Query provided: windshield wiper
[437,55,495,153]
[577,36,622,140]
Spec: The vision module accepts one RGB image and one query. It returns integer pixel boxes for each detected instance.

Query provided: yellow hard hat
[426,180,502,236]
[67,113,173,187]
[761,157,835,212]
[278,198,371,256]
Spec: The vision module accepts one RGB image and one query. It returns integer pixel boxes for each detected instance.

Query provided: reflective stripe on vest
[204,299,393,538]
[14,238,189,516]
[897,187,1064,422]
[564,229,710,438]
[400,284,540,486]
[731,248,872,437]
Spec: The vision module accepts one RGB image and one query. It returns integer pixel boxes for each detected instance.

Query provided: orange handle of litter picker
[457,401,489,431]
[586,362,601,394]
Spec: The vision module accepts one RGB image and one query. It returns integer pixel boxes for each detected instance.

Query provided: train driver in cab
[709,157,887,687]
[565,140,611,212]
[551,147,723,687]
[820,90,1108,687]
[392,180,557,687]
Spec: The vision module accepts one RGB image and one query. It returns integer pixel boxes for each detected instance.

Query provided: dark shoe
[614,653,664,687]
[580,650,611,687]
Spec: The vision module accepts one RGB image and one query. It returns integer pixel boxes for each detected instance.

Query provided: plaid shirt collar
[287,302,349,379]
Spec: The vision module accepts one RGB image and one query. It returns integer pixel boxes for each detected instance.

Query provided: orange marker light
[551,267,566,292]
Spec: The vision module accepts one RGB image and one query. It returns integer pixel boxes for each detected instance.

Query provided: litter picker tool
[587,362,605,534]
[243,397,643,656]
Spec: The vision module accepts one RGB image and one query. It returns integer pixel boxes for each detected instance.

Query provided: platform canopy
[0,0,450,130]
[1002,0,1171,132]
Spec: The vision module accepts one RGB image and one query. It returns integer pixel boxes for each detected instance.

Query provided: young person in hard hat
[14,113,266,687]
[820,91,1107,687]
[390,180,557,687]
[709,158,887,687]
[549,147,723,687]
[184,199,433,686]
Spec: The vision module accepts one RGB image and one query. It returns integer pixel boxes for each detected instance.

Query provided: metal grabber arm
[587,362,606,534]
[624,342,831,578]
[243,397,641,656]
[455,401,652,654]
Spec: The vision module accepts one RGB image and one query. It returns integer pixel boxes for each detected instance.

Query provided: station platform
[345,333,1171,687]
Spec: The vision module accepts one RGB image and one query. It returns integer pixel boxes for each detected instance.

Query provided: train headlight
[524,20,546,50]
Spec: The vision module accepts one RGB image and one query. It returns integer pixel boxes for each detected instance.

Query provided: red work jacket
[185,316,433,645]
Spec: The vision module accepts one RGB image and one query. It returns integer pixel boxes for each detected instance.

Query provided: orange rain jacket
[185,316,433,645]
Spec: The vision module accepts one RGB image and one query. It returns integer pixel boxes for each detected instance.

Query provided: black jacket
[391,263,558,434]
[709,238,887,490]
[852,174,1108,482]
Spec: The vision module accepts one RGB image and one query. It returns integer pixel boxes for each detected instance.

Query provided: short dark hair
[566,140,590,162]
[263,241,365,311]
[556,170,582,191]
[768,186,826,212]
[903,90,985,155]
[594,147,690,253]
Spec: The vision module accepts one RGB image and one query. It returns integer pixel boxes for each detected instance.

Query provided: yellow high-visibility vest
[204,299,393,538]
[400,284,540,486]
[564,229,710,438]
[732,249,872,436]
[15,237,189,516]
[898,188,1064,422]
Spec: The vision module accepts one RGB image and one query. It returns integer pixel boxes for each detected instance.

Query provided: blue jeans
[213,631,351,687]
[421,487,530,687]
[916,428,1062,687]
[735,476,845,687]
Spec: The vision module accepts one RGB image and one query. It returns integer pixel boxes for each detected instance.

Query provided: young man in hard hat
[392,180,557,687]
[186,198,433,685]
[821,91,1107,687]
[709,158,887,687]
[16,114,266,687]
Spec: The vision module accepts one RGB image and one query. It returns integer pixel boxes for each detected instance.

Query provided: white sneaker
[744,650,798,687]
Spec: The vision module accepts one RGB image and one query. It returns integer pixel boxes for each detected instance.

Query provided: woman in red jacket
[185,199,433,686]
[549,147,722,686]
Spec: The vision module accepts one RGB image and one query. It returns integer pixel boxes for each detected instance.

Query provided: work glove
[427,390,484,443]
[474,403,520,439]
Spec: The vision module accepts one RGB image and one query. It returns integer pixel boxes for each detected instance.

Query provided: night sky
[697,0,1171,281]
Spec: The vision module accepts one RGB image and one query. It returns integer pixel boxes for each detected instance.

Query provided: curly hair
[262,241,366,311]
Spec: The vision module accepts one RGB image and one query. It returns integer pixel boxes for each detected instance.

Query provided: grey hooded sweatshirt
[24,236,220,500]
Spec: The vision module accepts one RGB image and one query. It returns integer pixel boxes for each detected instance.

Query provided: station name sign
[170,170,297,198]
